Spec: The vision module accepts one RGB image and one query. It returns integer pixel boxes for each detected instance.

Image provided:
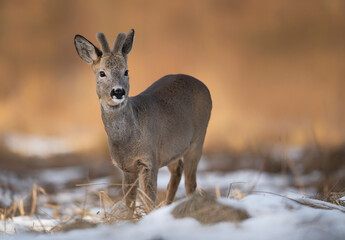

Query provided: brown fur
[74,29,212,216]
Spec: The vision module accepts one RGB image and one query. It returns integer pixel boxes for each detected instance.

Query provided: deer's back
[142,74,212,123]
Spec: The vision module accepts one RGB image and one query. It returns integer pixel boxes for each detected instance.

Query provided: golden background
[0,0,344,153]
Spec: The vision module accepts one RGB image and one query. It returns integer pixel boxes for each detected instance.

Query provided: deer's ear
[122,29,135,57]
[74,35,102,65]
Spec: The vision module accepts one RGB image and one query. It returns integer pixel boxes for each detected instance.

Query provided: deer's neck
[100,101,137,142]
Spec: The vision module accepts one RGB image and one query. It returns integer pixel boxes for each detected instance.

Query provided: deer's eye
[124,70,128,76]
[99,71,106,77]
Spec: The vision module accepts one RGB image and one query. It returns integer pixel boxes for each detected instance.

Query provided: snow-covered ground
[1,158,344,239]
[2,193,345,240]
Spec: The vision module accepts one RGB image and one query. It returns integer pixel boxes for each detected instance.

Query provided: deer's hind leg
[183,146,203,196]
[165,159,184,205]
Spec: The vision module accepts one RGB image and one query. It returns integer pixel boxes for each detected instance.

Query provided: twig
[121,178,140,203]
[76,183,126,187]
[34,215,47,233]
[37,207,60,225]
[251,190,345,213]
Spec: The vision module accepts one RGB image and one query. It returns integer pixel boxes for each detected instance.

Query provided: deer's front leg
[138,161,158,207]
[122,171,138,218]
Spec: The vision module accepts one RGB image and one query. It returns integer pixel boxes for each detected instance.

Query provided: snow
[0,216,57,233]
[2,194,344,240]
[1,157,344,239]
[157,167,318,198]
[3,133,72,157]
[39,167,85,186]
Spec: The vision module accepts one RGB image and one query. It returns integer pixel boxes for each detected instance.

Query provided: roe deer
[74,29,212,216]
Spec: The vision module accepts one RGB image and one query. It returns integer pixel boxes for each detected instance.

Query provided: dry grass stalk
[97,190,131,223]
[197,185,204,195]
[248,156,267,194]
[137,188,155,213]
[30,184,37,216]
[44,203,61,219]
[286,157,305,193]
[103,179,158,223]
[226,182,246,199]
[38,186,47,195]
[4,208,6,234]
[108,178,140,221]
[121,178,139,202]
[34,215,47,233]
[232,188,245,200]
[49,214,74,233]
[100,191,114,206]
[76,182,124,187]
[326,192,345,207]
[215,185,221,198]
[99,191,115,218]
[281,142,306,194]
[81,188,88,219]
[19,199,25,217]
[156,199,167,209]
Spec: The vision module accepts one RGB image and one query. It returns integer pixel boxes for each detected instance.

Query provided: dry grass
[1,180,344,235]
[324,192,345,208]
[0,181,101,233]
[0,184,46,220]
[172,192,250,224]
[0,178,249,234]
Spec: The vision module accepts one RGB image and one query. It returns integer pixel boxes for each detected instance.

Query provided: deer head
[74,29,135,108]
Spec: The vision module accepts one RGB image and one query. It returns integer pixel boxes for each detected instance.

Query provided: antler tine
[96,32,111,54]
[112,32,127,55]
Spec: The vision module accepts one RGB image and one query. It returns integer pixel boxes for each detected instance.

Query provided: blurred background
[0,0,344,196]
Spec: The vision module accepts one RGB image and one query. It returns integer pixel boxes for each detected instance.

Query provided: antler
[112,32,127,55]
[96,32,111,54]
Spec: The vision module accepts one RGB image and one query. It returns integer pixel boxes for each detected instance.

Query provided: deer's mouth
[100,97,126,109]
[111,97,125,104]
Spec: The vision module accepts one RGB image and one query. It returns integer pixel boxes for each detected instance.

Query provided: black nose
[111,88,126,99]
